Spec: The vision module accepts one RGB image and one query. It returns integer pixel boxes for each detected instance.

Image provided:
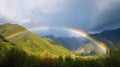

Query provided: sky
[0,0,120,36]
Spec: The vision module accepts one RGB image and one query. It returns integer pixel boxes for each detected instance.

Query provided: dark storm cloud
[91,1,120,32]
[32,0,96,31]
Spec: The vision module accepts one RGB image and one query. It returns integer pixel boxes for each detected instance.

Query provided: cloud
[0,0,64,25]
[0,0,97,28]
[0,0,120,35]
[90,0,120,32]
[30,0,97,30]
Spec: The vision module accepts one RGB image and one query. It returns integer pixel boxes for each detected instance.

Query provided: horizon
[1,22,120,37]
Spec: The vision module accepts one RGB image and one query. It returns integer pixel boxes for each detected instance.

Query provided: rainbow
[5,26,108,54]
[5,29,28,39]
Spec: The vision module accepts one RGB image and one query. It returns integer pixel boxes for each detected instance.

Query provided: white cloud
[0,0,65,24]
[19,18,31,24]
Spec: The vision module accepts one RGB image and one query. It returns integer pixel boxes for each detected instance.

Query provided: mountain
[43,35,106,56]
[43,35,88,50]
[0,23,74,57]
[90,28,120,47]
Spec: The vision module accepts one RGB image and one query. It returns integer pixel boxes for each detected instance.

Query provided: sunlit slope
[0,23,73,57]
[75,43,104,56]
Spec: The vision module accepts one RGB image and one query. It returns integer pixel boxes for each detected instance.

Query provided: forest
[0,46,120,67]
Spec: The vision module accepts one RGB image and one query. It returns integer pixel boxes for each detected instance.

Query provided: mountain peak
[43,34,55,38]
[0,23,19,27]
[0,23,27,37]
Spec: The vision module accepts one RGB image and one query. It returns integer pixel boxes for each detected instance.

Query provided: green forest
[0,45,120,67]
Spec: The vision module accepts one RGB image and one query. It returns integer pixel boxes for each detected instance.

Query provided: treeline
[0,46,120,67]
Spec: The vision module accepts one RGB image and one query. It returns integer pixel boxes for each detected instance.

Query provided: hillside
[0,35,15,62]
[75,43,105,56]
[0,35,14,48]
[0,23,74,57]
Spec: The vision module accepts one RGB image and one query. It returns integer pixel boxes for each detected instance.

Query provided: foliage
[0,47,120,67]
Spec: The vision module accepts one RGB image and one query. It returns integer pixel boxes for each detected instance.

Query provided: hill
[75,43,105,56]
[0,23,74,57]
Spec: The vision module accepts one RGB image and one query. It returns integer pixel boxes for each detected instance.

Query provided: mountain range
[42,28,120,56]
[43,35,89,50]
[90,28,120,46]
